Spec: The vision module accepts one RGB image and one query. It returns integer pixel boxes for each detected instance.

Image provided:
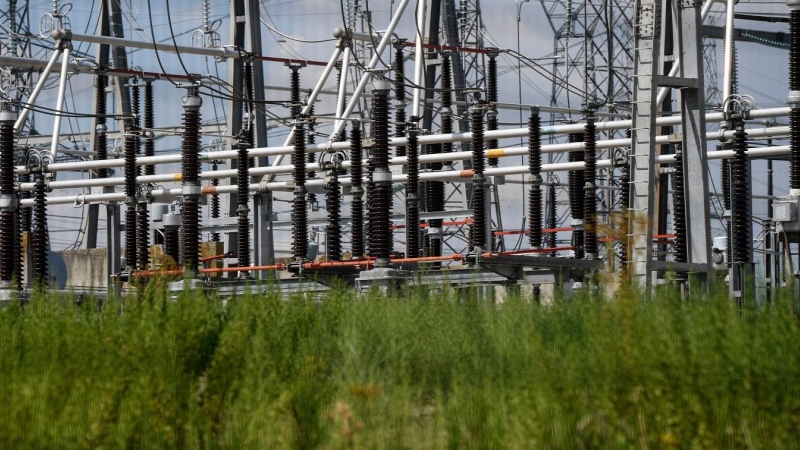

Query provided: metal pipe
[51,29,236,59]
[17,143,793,207]
[411,0,426,120]
[49,45,71,160]
[336,45,351,118]
[15,108,791,175]
[14,48,62,131]
[16,125,792,191]
[328,0,412,142]
[722,0,737,102]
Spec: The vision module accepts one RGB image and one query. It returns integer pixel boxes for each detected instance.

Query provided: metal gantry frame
[0,0,796,300]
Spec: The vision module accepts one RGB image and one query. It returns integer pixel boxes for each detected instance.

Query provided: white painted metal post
[722,0,736,101]
[412,0,426,120]
[328,0,412,142]
[50,45,71,160]
[14,48,62,131]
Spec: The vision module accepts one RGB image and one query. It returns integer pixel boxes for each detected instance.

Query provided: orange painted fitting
[459,169,475,178]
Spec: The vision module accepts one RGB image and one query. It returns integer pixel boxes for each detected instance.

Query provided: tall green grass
[1,282,799,449]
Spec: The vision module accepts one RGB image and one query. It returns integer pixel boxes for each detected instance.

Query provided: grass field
[1,282,799,449]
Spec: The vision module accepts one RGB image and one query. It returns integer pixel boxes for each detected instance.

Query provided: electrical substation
[0,0,797,300]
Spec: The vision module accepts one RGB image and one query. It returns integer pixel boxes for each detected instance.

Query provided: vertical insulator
[237,138,252,271]
[292,117,309,260]
[0,108,17,288]
[470,103,488,252]
[368,80,392,266]
[137,204,150,270]
[441,53,454,161]
[124,129,138,271]
[210,161,220,242]
[487,50,499,166]
[672,145,688,264]
[95,74,109,179]
[583,113,598,258]
[307,106,317,206]
[289,65,302,120]
[790,7,800,189]
[325,156,342,261]
[180,88,203,275]
[568,132,585,259]
[350,123,365,258]
[393,41,407,158]
[731,120,751,264]
[527,108,542,249]
[164,216,181,266]
[548,179,557,251]
[144,80,155,176]
[721,147,732,266]
[31,174,48,286]
[244,60,257,166]
[406,121,420,258]
[619,129,631,265]
[426,143,444,258]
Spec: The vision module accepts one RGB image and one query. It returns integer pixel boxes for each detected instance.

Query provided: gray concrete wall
[58,249,108,290]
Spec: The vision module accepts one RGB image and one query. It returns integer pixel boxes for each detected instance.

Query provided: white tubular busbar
[19,126,791,192]
[50,45,71,160]
[411,0,426,120]
[327,0,413,143]
[14,107,791,175]
[52,29,236,59]
[19,144,794,206]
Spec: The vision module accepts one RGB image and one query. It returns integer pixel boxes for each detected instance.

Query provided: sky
[7,0,794,258]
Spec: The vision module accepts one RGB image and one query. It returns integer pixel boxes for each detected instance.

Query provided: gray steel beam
[83,0,111,250]
[676,0,712,284]
[628,0,663,291]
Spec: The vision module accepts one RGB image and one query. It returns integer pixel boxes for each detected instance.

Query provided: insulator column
[721,147,732,266]
[369,79,392,267]
[527,107,542,249]
[568,132,585,259]
[180,88,203,276]
[144,80,155,175]
[244,60,257,149]
[470,103,488,252]
[731,120,751,265]
[583,112,598,258]
[288,63,303,121]
[487,49,500,167]
[307,105,317,207]
[619,130,631,266]
[406,120,420,258]
[440,52,454,162]
[236,137,252,273]
[0,107,18,291]
[95,74,108,179]
[210,160,220,243]
[790,1,800,189]
[325,154,342,261]
[31,174,47,286]
[350,122,365,258]
[292,117,309,261]
[548,179,557,251]
[393,40,407,158]
[163,211,181,266]
[124,128,138,271]
[673,144,688,264]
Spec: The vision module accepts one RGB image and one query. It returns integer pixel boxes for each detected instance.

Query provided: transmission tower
[0,1,35,132]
